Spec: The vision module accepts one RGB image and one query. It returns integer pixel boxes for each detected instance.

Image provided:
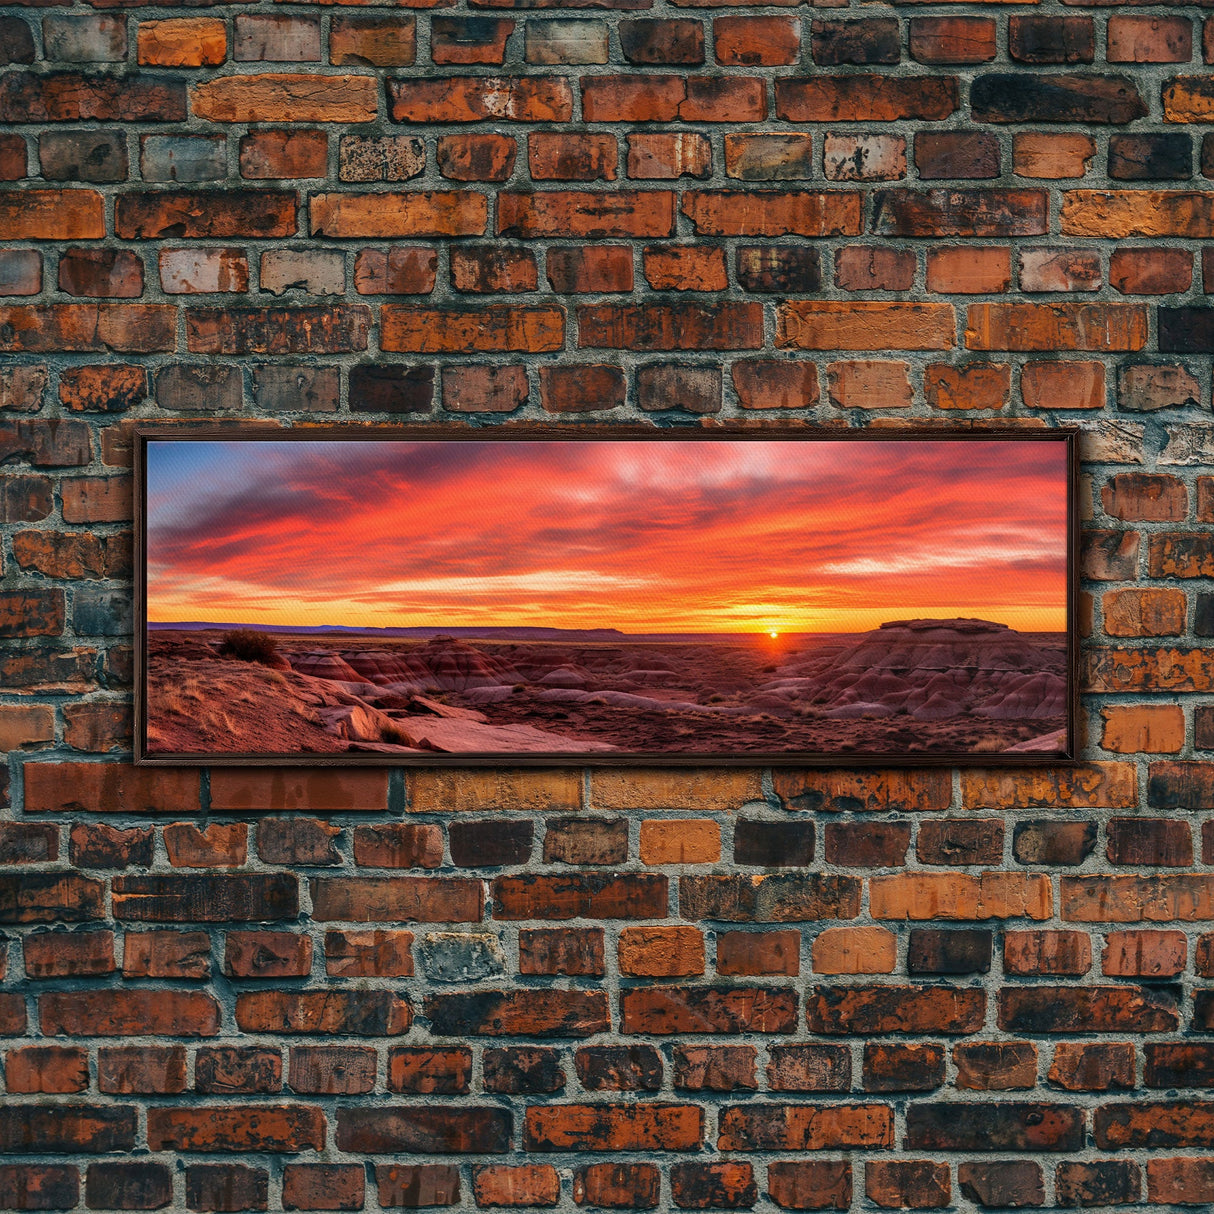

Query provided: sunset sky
[145,436,1068,635]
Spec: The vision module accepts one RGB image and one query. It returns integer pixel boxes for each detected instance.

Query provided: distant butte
[878,618,1011,633]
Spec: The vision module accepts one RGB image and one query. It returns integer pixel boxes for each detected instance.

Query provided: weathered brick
[432,16,512,64]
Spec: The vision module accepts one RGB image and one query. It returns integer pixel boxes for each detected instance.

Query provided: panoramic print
[139,432,1072,762]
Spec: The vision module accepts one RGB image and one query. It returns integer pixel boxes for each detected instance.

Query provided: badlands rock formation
[146,620,1067,757]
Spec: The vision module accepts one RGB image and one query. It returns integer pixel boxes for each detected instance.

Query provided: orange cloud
[146,437,1069,634]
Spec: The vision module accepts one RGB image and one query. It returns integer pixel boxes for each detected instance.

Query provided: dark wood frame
[133,423,1080,767]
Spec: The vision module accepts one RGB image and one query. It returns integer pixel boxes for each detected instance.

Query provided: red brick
[5,1045,88,1094]
[353,246,436,295]
[1109,15,1191,62]
[209,769,387,812]
[390,76,571,123]
[768,1044,850,1093]
[331,16,415,67]
[0,304,174,353]
[719,1104,892,1152]
[23,929,115,977]
[163,821,247,868]
[283,1164,364,1212]
[226,931,313,979]
[673,1046,756,1095]
[474,1164,560,1209]
[627,132,711,180]
[924,362,1009,410]
[337,1107,507,1156]
[1110,247,1192,295]
[578,302,761,351]
[909,17,995,64]
[1021,360,1105,409]
[1101,704,1186,754]
[540,364,624,413]
[619,19,702,66]
[926,246,1011,294]
[138,18,227,66]
[500,190,672,239]
[835,247,915,292]
[59,694,129,747]
[117,191,295,239]
[527,1104,703,1152]
[528,131,616,181]
[1147,1158,1214,1205]
[732,360,818,409]
[583,74,764,123]
[670,1162,756,1210]
[437,133,516,182]
[325,929,413,978]
[427,989,607,1038]
[375,1164,460,1209]
[149,1105,323,1153]
[518,927,604,977]
[388,1047,471,1094]
[865,1161,950,1210]
[714,16,799,65]
[807,986,985,1035]
[683,191,859,237]
[240,129,327,179]
[185,1164,268,1213]
[58,248,143,299]
[776,76,956,122]
[767,1162,851,1211]
[546,246,632,293]
[643,245,727,292]
[573,1162,659,1209]
[192,73,374,123]
[432,16,510,64]
[1102,929,1186,977]
[451,246,537,294]
[288,1047,375,1096]
[717,930,800,977]
[0,190,100,242]
[124,929,210,979]
[41,989,220,1037]
[381,304,562,353]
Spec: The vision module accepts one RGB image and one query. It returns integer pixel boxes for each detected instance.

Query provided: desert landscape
[145,618,1067,757]
[142,434,1070,759]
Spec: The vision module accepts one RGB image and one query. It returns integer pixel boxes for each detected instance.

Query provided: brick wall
[2,0,1214,1210]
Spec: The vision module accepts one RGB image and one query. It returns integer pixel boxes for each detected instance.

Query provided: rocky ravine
[146,621,1067,756]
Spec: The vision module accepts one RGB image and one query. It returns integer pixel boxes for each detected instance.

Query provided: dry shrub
[219,629,279,665]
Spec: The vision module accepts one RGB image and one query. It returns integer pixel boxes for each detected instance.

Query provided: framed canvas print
[134,425,1078,766]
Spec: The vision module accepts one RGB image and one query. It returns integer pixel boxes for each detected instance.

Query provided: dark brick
[0,19,35,65]
[85,1163,172,1210]
[1160,307,1214,353]
[728,820,815,869]
[907,930,992,975]
[971,75,1146,124]
[448,819,532,867]
[1013,820,1097,865]
[810,19,899,66]
[958,1161,1044,1209]
[1109,134,1192,181]
[483,1047,565,1094]
[184,1165,268,1213]
[736,246,821,294]
[906,1104,1084,1152]
[576,1045,663,1092]
[348,363,433,412]
[1055,1160,1140,1208]
[1009,16,1095,64]
[863,1043,946,1093]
